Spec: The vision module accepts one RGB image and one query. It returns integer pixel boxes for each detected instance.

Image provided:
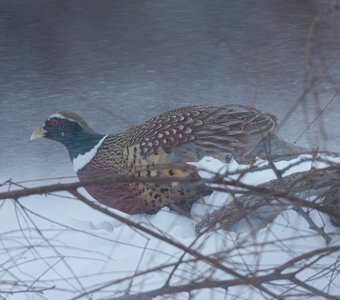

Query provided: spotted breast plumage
[31,105,303,214]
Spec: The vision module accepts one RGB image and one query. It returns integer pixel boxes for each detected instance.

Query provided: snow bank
[0,154,339,299]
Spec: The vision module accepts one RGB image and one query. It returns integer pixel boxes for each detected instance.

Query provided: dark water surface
[1,0,339,181]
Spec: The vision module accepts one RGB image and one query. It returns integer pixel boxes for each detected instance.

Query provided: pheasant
[31,105,304,214]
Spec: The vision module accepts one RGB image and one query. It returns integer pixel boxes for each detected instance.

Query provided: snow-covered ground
[1,154,339,299]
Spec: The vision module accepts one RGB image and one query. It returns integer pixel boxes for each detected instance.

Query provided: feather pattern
[34,105,281,214]
[127,105,277,161]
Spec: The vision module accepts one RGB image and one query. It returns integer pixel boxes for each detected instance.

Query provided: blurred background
[1,0,339,182]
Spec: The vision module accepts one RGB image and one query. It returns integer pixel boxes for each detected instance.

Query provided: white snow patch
[72,135,108,172]
[1,153,339,299]
[191,154,340,186]
[189,154,340,232]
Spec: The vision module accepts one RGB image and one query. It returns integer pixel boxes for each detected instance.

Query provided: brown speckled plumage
[77,105,277,214]
[32,105,280,214]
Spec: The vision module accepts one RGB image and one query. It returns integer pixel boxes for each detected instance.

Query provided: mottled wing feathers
[128,105,277,161]
[128,106,198,154]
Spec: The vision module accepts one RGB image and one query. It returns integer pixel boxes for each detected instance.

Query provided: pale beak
[30,127,47,140]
